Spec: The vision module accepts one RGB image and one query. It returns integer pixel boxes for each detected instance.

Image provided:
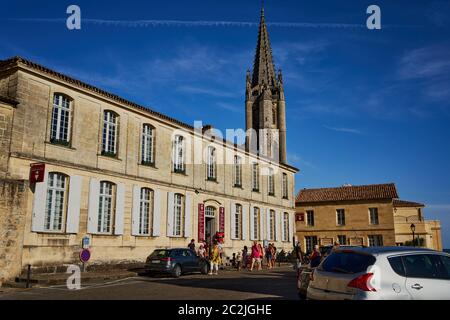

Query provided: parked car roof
[334,246,439,255]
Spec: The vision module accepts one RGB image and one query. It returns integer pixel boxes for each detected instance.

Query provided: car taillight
[347,273,376,292]
[161,257,172,262]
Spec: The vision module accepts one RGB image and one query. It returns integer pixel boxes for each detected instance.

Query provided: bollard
[26,264,31,288]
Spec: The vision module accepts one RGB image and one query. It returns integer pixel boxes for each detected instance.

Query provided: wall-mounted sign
[219,207,225,234]
[29,163,45,183]
[296,212,305,222]
[82,236,90,249]
[198,204,205,242]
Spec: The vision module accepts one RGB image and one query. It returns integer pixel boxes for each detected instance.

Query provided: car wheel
[172,265,182,278]
[200,262,209,275]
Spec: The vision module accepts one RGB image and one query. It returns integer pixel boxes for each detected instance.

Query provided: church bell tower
[245,6,287,164]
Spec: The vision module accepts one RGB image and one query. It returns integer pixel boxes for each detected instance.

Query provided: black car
[145,248,209,278]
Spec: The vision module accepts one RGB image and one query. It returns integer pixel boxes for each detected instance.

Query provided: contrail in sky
[1,18,369,28]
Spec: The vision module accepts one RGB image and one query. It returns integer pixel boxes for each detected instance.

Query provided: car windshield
[149,250,171,259]
[320,251,376,274]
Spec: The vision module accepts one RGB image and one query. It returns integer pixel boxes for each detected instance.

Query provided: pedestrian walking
[266,244,273,269]
[197,244,206,258]
[188,239,196,252]
[236,251,242,271]
[295,242,305,269]
[258,242,265,269]
[271,244,277,268]
[310,244,322,268]
[208,243,221,275]
[250,241,262,271]
[242,246,248,269]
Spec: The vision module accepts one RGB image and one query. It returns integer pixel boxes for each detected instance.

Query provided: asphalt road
[0,266,298,300]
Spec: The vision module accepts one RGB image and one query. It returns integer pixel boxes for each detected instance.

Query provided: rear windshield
[320,251,376,274]
[149,250,171,259]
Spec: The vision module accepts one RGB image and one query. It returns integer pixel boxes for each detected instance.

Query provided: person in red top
[250,241,262,271]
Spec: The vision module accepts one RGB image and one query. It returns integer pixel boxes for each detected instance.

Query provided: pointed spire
[252,4,276,88]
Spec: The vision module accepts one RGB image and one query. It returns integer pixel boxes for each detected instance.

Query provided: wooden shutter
[167,192,174,237]
[152,189,161,236]
[131,185,140,236]
[87,179,100,234]
[242,204,248,240]
[114,183,125,235]
[184,193,192,238]
[66,175,82,234]
[31,172,48,232]
[249,206,255,241]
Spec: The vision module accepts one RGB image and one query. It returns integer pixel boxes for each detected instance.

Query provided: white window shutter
[152,189,161,236]
[275,211,281,242]
[87,179,100,234]
[184,193,192,238]
[114,183,125,235]
[131,185,140,236]
[259,208,264,241]
[281,213,286,242]
[230,202,236,240]
[66,175,82,234]
[242,205,249,240]
[289,212,294,243]
[249,206,255,241]
[167,192,174,237]
[266,209,271,240]
[31,172,48,232]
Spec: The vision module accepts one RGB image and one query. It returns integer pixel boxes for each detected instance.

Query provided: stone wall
[0,179,28,285]
[0,102,14,175]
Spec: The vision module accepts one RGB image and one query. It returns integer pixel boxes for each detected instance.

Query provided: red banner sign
[219,207,225,234]
[29,163,45,183]
[198,203,205,242]
[296,212,305,222]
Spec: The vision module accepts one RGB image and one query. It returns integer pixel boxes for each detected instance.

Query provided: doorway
[205,206,216,247]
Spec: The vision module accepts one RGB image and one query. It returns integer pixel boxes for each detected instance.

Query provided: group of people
[295,242,341,269]
[188,239,222,275]
[188,239,281,275]
[232,241,278,271]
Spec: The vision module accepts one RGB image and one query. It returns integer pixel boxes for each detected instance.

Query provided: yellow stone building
[295,183,442,253]
[0,9,298,283]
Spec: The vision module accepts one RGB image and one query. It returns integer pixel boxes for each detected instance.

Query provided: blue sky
[1,0,450,247]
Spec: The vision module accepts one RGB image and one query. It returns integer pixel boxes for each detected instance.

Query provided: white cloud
[323,125,363,135]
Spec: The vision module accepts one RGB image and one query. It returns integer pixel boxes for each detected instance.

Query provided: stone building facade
[295,183,443,253]
[0,10,298,282]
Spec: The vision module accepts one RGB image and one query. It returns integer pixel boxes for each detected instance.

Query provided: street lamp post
[410,224,416,247]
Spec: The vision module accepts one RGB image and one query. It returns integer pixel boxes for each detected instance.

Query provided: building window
[234,155,242,187]
[369,208,379,225]
[283,212,289,242]
[206,146,216,180]
[269,210,276,240]
[368,235,383,247]
[253,207,260,240]
[305,236,318,254]
[234,204,243,239]
[173,193,184,236]
[173,135,185,173]
[306,210,315,227]
[268,167,275,196]
[102,111,118,156]
[98,181,115,233]
[252,163,260,191]
[282,173,288,199]
[338,235,347,245]
[205,206,216,218]
[50,94,72,145]
[336,209,346,226]
[44,172,68,232]
[141,124,155,166]
[139,188,153,235]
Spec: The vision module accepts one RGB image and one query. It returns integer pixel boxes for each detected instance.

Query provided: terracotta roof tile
[296,183,399,204]
[393,199,425,208]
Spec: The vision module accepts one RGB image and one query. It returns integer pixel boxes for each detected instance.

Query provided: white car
[307,247,450,300]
